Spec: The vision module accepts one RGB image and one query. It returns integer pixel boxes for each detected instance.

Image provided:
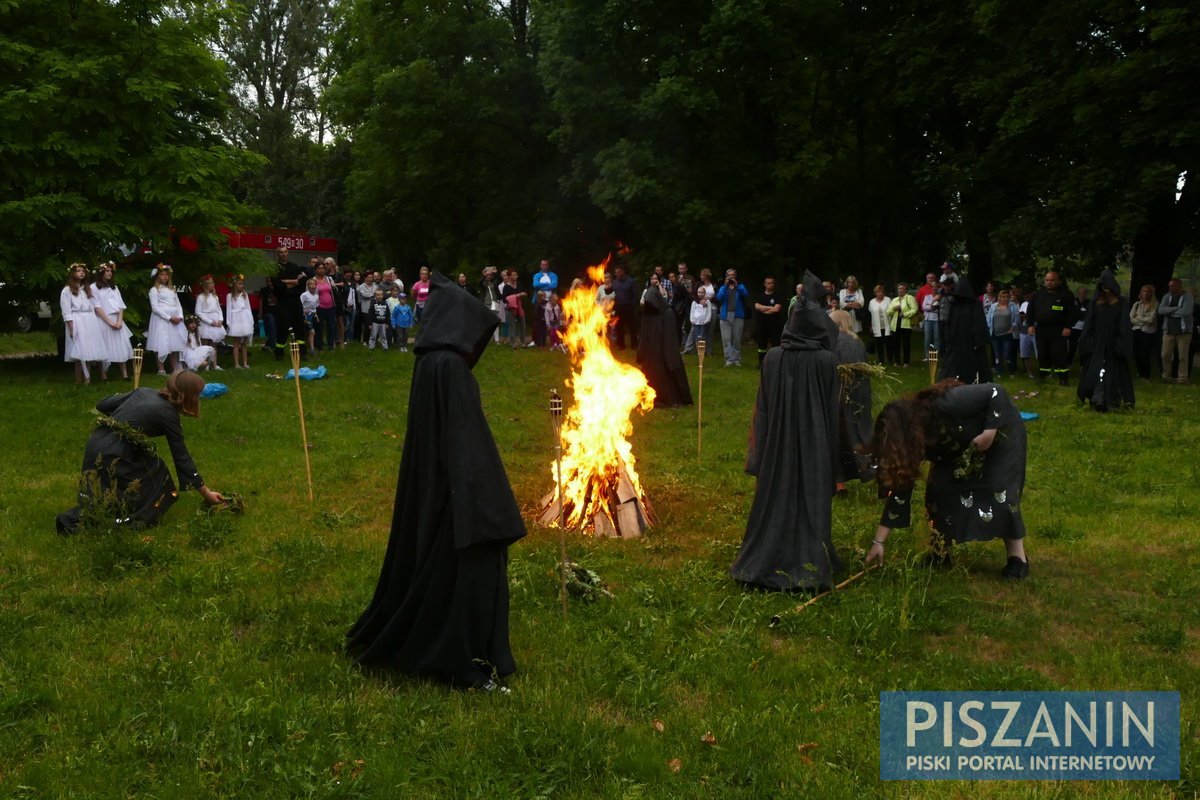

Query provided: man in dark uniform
[269,244,307,360]
[1027,270,1078,385]
[752,276,786,368]
[612,264,639,350]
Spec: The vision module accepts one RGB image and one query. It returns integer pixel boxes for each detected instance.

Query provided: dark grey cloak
[1077,269,1135,411]
[636,287,693,407]
[834,332,876,483]
[56,388,202,533]
[731,276,842,591]
[938,277,993,384]
[879,383,1027,543]
[347,272,527,687]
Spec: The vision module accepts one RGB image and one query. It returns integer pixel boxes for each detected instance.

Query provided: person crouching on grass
[866,379,1030,579]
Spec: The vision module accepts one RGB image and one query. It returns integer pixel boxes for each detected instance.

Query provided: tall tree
[0,0,258,299]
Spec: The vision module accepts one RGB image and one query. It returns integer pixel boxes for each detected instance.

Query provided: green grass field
[0,338,1196,798]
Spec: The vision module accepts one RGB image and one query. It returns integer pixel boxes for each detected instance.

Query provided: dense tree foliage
[2,0,1197,297]
[0,0,258,301]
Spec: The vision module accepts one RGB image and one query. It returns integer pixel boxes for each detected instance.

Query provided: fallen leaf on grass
[796,742,819,764]
[700,731,717,745]
[331,759,365,780]
[652,719,665,733]
[667,758,682,773]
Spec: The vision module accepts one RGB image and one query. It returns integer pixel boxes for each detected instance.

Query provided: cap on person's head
[399,292,407,298]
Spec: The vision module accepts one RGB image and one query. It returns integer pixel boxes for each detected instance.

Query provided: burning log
[536,256,657,538]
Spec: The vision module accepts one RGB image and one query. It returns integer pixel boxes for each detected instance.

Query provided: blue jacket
[531,270,558,297]
[714,283,750,320]
[391,303,414,328]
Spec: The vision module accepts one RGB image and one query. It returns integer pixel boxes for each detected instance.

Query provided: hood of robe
[950,275,976,300]
[802,269,829,305]
[414,271,499,368]
[1095,268,1122,299]
[782,295,837,353]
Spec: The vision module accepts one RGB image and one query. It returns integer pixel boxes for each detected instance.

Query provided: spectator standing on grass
[224,275,254,369]
[715,268,750,367]
[501,269,529,348]
[147,264,186,375]
[62,263,106,384]
[611,264,639,350]
[1158,277,1194,384]
[479,266,505,343]
[1068,285,1090,367]
[412,266,432,325]
[270,245,306,358]
[312,262,337,353]
[674,262,696,339]
[391,293,414,352]
[91,262,133,380]
[985,288,1018,377]
[867,284,893,365]
[531,258,557,300]
[838,275,865,335]
[258,281,278,356]
[368,288,390,351]
[1027,270,1077,385]
[887,282,918,367]
[917,272,940,358]
[682,288,713,354]
[1017,288,1038,379]
[194,277,226,367]
[752,276,786,368]
[300,278,320,356]
[386,285,402,346]
[1128,284,1158,380]
[356,272,377,344]
[340,267,357,348]
[531,291,549,348]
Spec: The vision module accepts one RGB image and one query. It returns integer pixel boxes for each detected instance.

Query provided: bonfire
[538,256,657,537]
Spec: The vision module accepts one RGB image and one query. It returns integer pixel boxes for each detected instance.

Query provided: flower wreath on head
[184,314,201,326]
[199,273,214,284]
[151,263,173,278]
[68,262,88,275]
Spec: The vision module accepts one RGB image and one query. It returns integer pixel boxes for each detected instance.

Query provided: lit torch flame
[550,255,655,531]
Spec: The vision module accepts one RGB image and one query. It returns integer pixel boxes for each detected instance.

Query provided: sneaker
[524,341,536,348]
[1001,556,1029,580]
[213,365,224,371]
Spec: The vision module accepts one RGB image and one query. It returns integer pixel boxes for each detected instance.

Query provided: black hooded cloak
[938,276,993,384]
[347,272,527,687]
[731,272,842,591]
[636,286,693,407]
[834,332,876,483]
[1077,269,1135,411]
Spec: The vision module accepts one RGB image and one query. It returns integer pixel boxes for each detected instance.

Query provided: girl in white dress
[91,262,134,379]
[224,274,254,369]
[60,263,107,384]
[146,265,187,374]
[194,276,227,368]
[183,316,218,371]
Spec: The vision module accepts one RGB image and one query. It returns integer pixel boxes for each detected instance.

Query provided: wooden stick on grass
[768,564,879,627]
[289,337,314,503]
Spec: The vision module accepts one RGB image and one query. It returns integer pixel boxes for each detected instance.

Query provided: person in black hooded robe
[829,309,876,487]
[637,275,693,408]
[1077,269,1135,411]
[730,272,842,591]
[938,275,993,384]
[347,271,526,690]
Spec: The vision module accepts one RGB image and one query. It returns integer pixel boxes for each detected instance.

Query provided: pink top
[315,277,335,309]
[413,280,431,305]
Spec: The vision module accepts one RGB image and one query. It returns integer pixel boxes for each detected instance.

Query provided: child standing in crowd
[683,288,713,354]
[301,277,320,355]
[391,292,414,352]
[194,276,226,368]
[90,261,133,380]
[545,292,565,352]
[386,285,402,347]
[368,287,390,350]
[61,263,106,384]
[225,274,254,369]
[1018,290,1038,378]
[147,264,187,375]
[183,316,218,371]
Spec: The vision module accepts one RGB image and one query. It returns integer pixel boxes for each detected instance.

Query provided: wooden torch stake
[131,346,144,390]
[289,337,315,503]
[928,349,939,385]
[550,389,568,619]
[696,339,705,455]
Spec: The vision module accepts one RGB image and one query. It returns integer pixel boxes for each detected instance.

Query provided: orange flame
[551,255,655,530]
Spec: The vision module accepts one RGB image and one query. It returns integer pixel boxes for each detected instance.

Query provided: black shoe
[1001,556,1029,580]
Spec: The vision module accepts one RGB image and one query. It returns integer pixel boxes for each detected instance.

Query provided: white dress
[92,285,134,362]
[60,287,107,363]
[195,292,226,343]
[225,291,255,339]
[183,333,215,370]
[146,285,187,358]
